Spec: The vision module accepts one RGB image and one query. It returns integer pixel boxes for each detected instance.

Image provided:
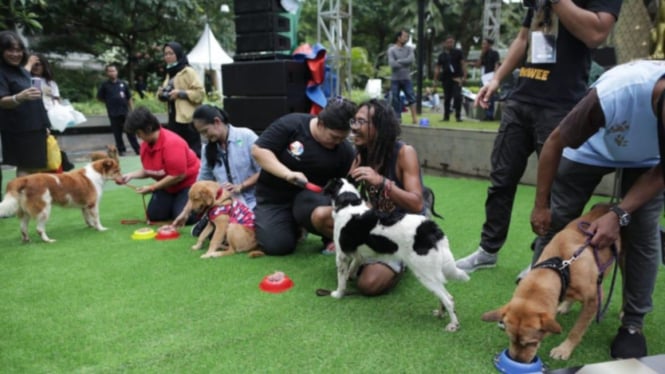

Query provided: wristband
[12,95,19,104]
[178,90,187,99]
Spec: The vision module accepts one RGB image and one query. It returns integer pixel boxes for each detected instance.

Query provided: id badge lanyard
[530,6,557,64]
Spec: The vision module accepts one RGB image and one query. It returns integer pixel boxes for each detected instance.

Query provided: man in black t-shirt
[97,64,140,155]
[476,38,500,120]
[455,0,628,356]
[434,36,466,122]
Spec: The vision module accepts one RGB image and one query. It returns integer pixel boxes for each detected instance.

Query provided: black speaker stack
[223,0,310,133]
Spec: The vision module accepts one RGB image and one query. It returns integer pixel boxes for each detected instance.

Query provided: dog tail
[447,266,470,282]
[439,237,470,282]
[0,179,23,217]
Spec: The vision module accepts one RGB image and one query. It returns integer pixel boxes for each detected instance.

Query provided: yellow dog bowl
[131,227,156,240]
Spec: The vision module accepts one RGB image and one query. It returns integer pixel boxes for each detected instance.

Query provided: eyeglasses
[349,118,369,127]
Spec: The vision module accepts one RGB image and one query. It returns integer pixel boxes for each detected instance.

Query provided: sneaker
[190,215,210,237]
[515,264,531,284]
[321,241,335,255]
[610,326,647,359]
[455,247,498,273]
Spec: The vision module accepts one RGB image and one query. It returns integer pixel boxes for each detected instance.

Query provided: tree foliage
[34,0,235,90]
[0,0,47,34]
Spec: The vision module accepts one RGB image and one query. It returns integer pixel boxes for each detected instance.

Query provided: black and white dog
[324,178,470,332]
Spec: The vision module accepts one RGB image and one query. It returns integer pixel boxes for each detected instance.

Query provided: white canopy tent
[187,23,233,98]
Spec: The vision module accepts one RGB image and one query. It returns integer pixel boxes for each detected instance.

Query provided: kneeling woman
[120,107,200,224]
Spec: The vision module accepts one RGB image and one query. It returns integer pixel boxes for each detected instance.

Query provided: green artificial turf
[1,158,664,373]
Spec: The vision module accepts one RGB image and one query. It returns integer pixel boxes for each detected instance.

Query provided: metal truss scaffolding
[317,0,352,96]
[483,0,501,42]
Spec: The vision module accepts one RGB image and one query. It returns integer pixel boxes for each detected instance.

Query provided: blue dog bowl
[494,349,543,373]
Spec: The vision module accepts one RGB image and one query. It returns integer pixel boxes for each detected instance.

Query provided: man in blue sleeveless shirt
[531,60,665,359]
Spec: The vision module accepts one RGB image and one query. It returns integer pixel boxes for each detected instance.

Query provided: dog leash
[120,186,150,225]
[575,221,619,323]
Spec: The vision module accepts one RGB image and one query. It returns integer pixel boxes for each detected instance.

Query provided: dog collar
[532,257,570,302]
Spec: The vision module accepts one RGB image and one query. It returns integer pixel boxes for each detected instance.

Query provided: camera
[158,83,173,101]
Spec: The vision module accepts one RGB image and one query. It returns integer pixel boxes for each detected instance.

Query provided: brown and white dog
[90,144,120,164]
[0,158,122,243]
[482,203,621,362]
[186,180,263,258]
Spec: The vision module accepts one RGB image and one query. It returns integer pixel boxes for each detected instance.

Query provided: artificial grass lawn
[1,157,664,373]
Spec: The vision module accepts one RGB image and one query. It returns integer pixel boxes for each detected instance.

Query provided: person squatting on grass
[455,0,622,274]
[530,60,665,359]
[171,104,260,230]
[251,98,357,256]
[120,107,200,224]
[347,99,428,296]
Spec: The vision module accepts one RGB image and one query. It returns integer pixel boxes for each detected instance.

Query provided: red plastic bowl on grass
[259,271,294,293]
[155,226,180,240]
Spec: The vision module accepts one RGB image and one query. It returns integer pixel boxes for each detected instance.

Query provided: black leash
[576,221,619,323]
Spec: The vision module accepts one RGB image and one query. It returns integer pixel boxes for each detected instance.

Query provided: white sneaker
[456,247,498,273]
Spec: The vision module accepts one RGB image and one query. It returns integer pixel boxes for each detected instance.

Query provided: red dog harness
[207,200,255,230]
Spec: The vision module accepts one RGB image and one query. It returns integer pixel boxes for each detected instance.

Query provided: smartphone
[31,77,42,90]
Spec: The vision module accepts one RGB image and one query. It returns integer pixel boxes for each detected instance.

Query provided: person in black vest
[97,64,140,156]
[434,36,466,122]
[476,38,500,121]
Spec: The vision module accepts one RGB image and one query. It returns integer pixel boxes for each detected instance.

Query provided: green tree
[34,0,221,88]
[0,0,47,34]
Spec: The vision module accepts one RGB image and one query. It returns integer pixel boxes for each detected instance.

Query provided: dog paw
[557,300,574,314]
[550,345,572,360]
[191,244,202,250]
[444,322,459,332]
[432,309,447,318]
[330,291,344,299]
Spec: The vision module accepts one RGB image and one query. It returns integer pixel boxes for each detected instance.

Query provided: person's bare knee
[357,263,399,296]
[310,206,333,238]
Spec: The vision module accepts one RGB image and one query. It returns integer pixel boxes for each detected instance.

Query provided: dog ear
[322,178,342,197]
[540,315,562,334]
[481,307,505,322]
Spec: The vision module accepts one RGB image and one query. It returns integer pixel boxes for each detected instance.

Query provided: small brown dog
[482,203,621,362]
[186,181,263,258]
[90,145,119,164]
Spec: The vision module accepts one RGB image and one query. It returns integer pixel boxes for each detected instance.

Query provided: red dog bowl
[259,271,294,293]
[155,226,180,240]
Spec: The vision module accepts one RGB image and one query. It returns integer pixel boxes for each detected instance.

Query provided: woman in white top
[26,53,60,111]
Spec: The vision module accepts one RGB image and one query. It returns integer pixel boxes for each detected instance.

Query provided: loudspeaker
[234,0,284,14]
[235,12,291,34]
[236,32,292,54]
[224,96,310,132]
[222,60,308,96]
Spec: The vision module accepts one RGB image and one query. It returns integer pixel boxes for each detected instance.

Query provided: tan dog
[186,181,263,258]
[90,144,119,164]
[0,159,122,243]
[482,203,621,362]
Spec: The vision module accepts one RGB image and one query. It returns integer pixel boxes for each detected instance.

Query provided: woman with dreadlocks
[348,98,427,296]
